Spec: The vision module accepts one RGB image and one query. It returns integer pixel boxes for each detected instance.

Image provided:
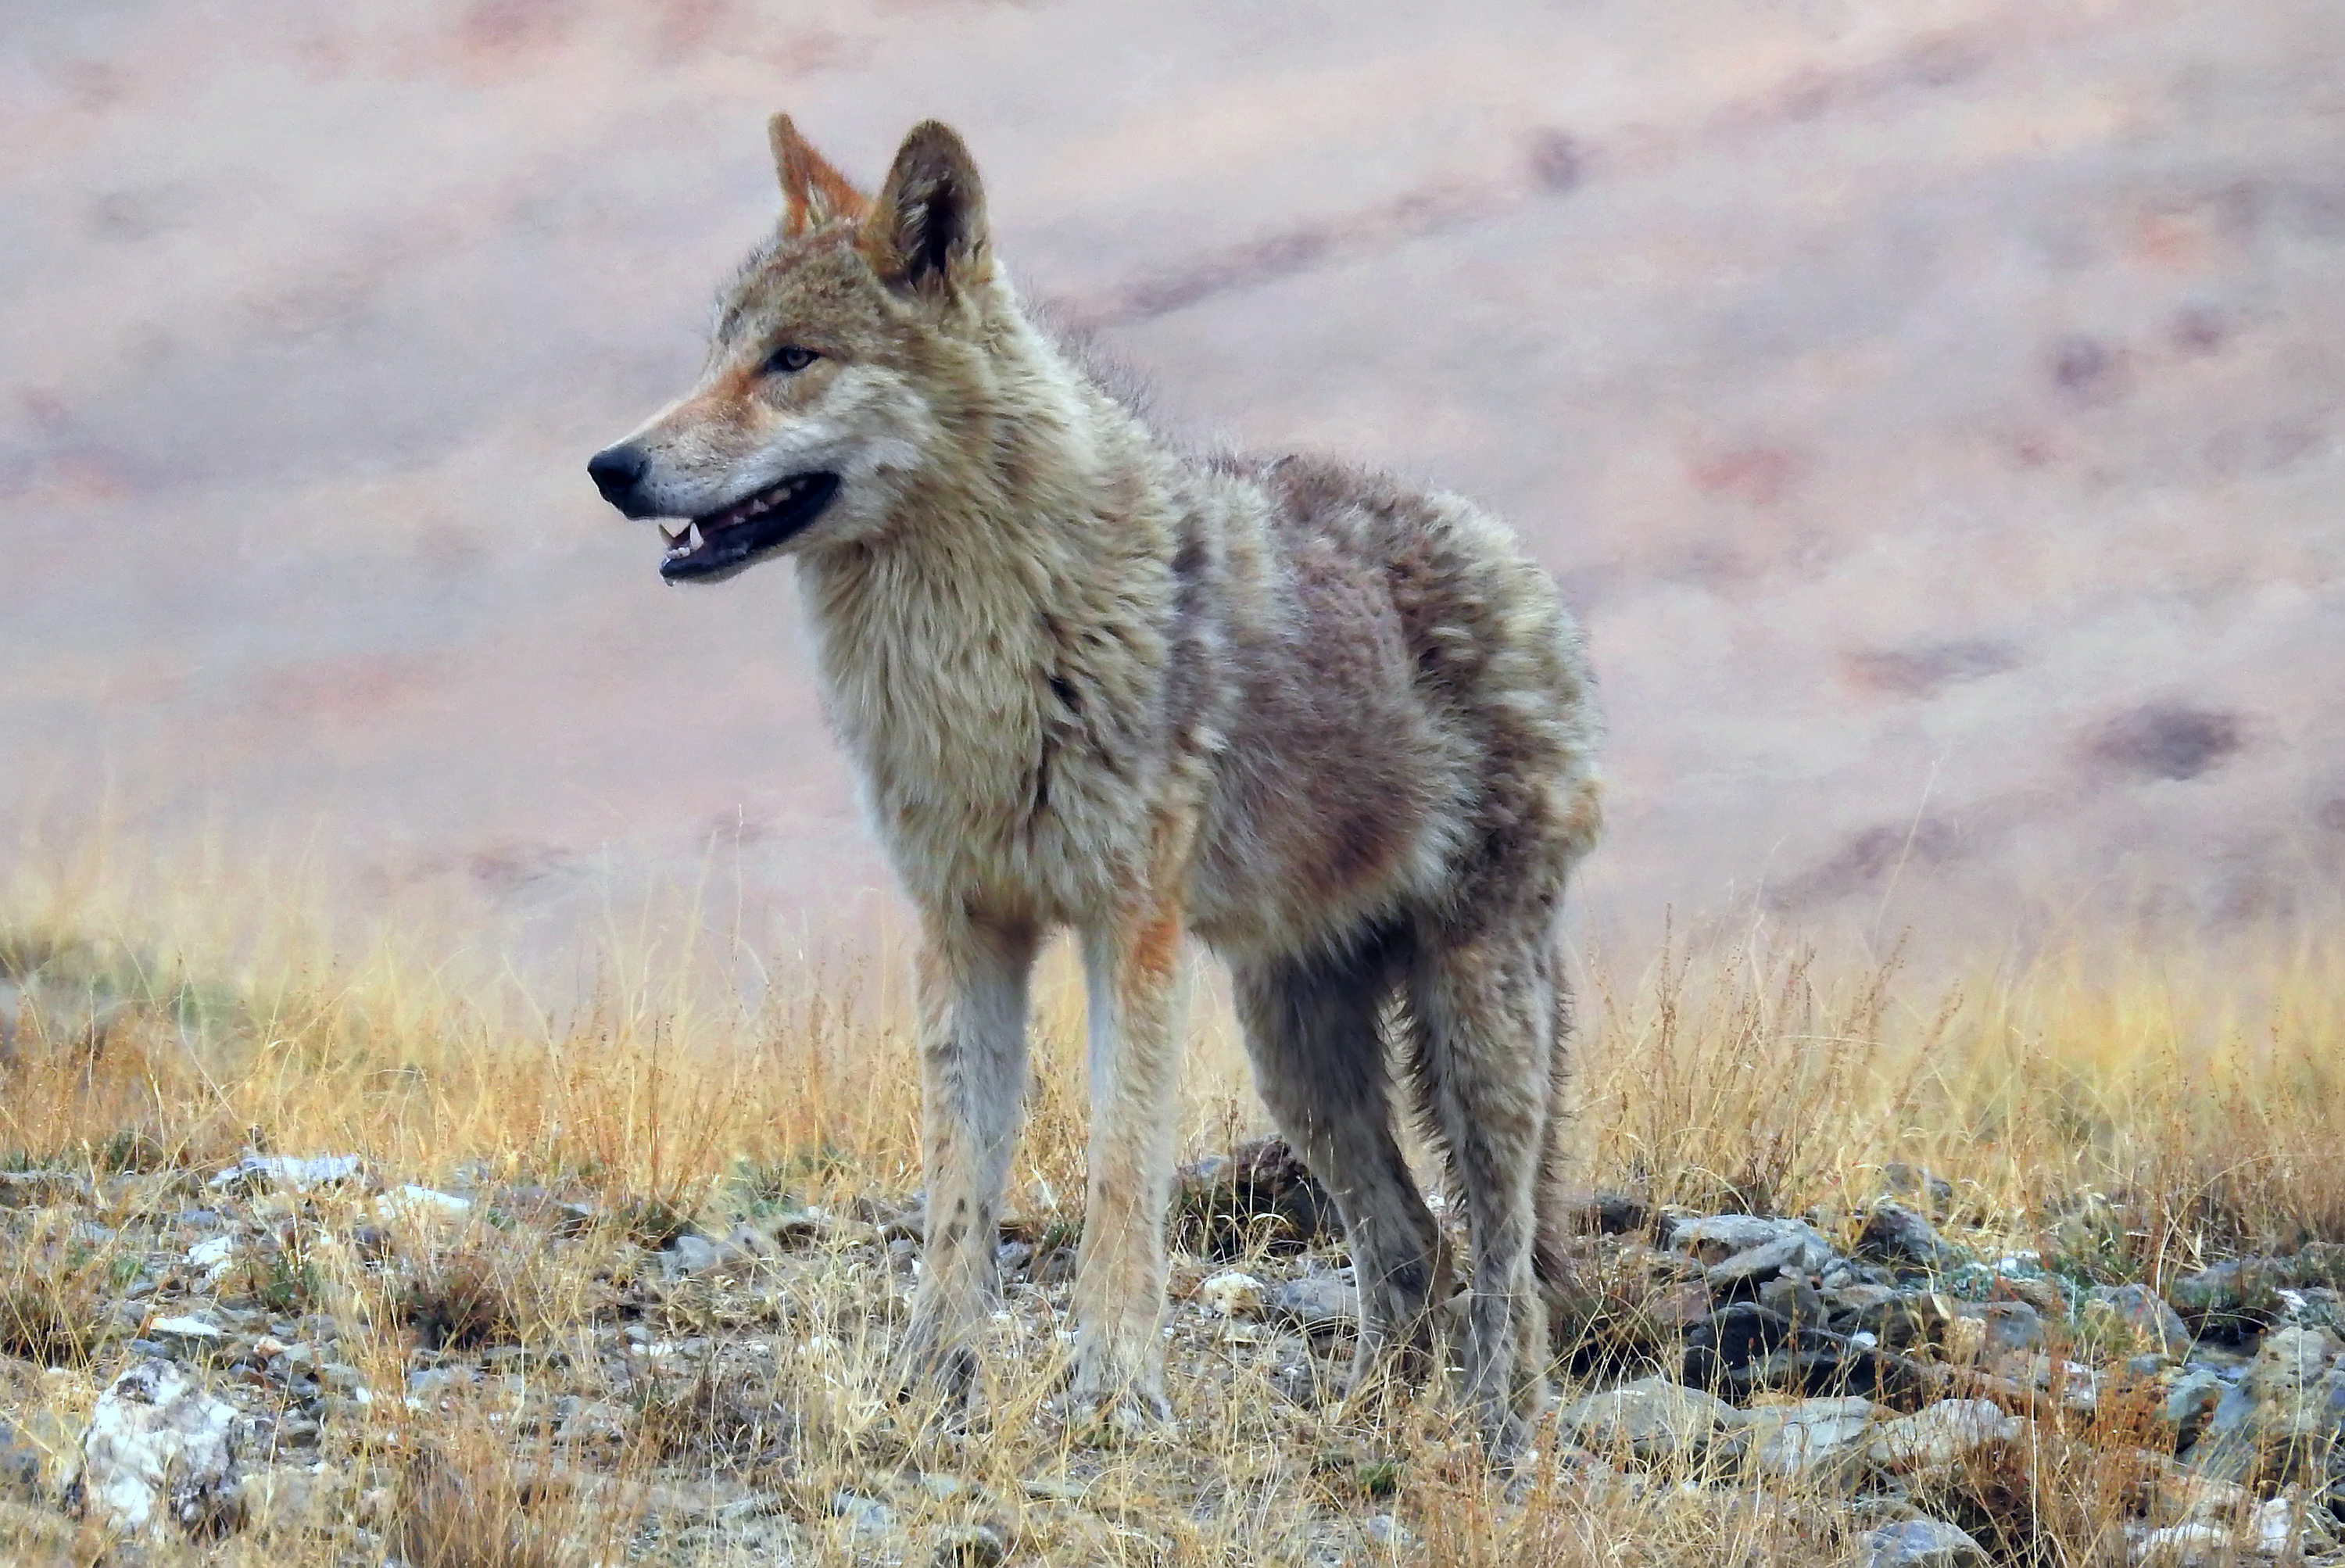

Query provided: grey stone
[930,1522,1006,1566]
[1730,1396,1885,1480]
[1864,1399,2024,1474]
[1670,1214,1789,1262]
[0,1171,89,1208]
[1856,1203,1956,1269]
[1881,1164,1955,1212]
[1557,1376,1741,1461]
[1269,1271,1359,1334]
[1831,1285,1944,1348]
[829,1490,896,1535]
[405,1366,472,1399]
[2186,1380,2259,1479]
[1960,1299,2045,1355]
[2286,1285,2345,1336]
[553,1396,627,1444]
[0,1418,40,1496]
[2084,1283,2191,1352]
[1862,1517,1987,1567]
[1706,1233,1819,1290]
[2161,1369,2225,1446]
[2189,1323,2345,1479]
[1173,1137,1339,1260]
[316,1362,367,1393]
[915,1472,983,1503]
[664,1233,723,1276]
[2169,1258,2287,1339]
[1759,1272,1826,1329]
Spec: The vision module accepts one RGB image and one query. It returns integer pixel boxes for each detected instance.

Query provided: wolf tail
[1531,972,1594,1362]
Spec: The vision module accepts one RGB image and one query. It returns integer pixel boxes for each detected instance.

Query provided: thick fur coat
[589,116,1602,1455]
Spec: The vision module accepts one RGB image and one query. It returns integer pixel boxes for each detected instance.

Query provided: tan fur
[591,117,1602,1455]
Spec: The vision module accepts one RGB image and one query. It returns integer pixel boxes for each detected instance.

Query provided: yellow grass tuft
[2,845,2341,1566]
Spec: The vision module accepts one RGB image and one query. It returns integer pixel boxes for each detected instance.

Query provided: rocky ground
[5,1140,2343,1566]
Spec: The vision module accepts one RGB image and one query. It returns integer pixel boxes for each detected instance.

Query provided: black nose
[587,445,648,507]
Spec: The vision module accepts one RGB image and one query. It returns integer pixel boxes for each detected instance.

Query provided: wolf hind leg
[1233,930,1446,1397]
[1406,923,1560,1462]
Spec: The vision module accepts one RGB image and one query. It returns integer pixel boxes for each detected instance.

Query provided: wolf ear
[859,120,989,295]
[769,113,868,235]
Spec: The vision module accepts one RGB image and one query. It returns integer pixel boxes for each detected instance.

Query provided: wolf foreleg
[897,910,1040,1404]
[1068,875,1189,1436]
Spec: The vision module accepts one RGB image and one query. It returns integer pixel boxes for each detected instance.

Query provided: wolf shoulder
[1169,450,1596,721]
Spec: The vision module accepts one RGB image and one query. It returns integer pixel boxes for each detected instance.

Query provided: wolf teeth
[681,476,816,547]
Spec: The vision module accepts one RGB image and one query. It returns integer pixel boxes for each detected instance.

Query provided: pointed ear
[859,120,989,294]
[769,113,868,236]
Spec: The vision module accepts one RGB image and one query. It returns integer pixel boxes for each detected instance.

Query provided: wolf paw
[890,1319,978,1409]
[1067,1347,1174,1444]
[1068,1382,1176,1444]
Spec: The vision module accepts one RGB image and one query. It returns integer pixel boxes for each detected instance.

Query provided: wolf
[587,115,1602,1455]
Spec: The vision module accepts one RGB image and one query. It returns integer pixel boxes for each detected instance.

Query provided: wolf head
[588,117,999,583]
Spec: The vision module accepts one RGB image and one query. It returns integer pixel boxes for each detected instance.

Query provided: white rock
[146,1315,225,1349]
[2248,1491,2336,1556]
[183,1236,236,1287]
[373,1185,473,1223]
[68,1358,242,1535]
[1198,1271,1266,1319]
[2132,1521,2230,1566]
[209,1154,362,1193]
[2250,1497,2297,1556]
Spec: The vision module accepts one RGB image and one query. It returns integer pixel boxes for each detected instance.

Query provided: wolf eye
[764,345,818,375]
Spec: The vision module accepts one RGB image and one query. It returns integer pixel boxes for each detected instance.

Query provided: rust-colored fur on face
[590,115,1602,1456]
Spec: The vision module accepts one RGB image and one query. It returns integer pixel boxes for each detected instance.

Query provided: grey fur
[593,117,1603,1455]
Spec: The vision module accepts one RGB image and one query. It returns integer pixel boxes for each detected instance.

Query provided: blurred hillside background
[5,0,2341,980]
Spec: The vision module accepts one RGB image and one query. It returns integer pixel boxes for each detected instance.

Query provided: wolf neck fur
[791,310,1179,903]
[800,317,1163,660]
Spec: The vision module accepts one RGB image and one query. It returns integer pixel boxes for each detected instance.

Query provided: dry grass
[2,848,2343,1566]
[388,1427,623,1568]
[0,1215,116,1370]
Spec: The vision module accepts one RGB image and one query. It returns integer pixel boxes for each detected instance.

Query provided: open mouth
[658,472,840,582]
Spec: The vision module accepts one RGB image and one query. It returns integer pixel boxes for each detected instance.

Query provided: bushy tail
[1532,972,1594,1355]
